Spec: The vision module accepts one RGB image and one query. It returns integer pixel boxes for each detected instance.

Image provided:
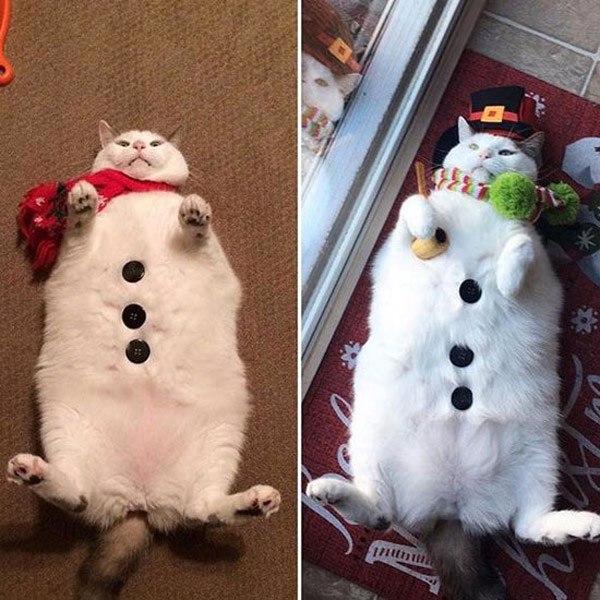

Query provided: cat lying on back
[8,121,281,599]
[308,117,599,600]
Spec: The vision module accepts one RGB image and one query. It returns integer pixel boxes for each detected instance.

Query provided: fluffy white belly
[350,192,562,531]
[35,191,248,519]
[382,416,522,529]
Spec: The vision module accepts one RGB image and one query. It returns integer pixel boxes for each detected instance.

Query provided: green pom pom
[489,172,537,220]
[544,182,580,226]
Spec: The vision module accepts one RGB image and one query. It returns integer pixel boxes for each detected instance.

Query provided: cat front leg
[67,180,98,228]
[306,477,391,530]
[496,233,534,298]
[399,194,437,240]
[178,194,212,240]
[7,453,88,513]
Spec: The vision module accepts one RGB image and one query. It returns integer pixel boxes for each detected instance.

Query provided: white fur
[93,121,189,186]
[444,116,540,183]
[308,130,600,545]
[301,53,357,123]
[8,124,280,531]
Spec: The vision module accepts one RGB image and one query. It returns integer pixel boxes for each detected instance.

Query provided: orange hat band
[316,32,361,72]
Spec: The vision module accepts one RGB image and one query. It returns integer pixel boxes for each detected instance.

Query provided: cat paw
[67,181,98,225]
[496,234,534,298]
[179,194,212,238]
[307,478,391,530]
[235,485,281,519]
[517,510,600,545]
[306,478,347,506]
[400,194,436,239]
[7,453,46,486]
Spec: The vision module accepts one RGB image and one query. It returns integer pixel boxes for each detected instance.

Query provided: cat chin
[91,158,189,186]
[464,166,492,183]
[124,162,154,180]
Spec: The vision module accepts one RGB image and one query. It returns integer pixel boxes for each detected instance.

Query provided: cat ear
[167,125,183,146]
[99,120,118,148]
[336,73,361,98]
[457,116,475,142]
[518,131,545,160]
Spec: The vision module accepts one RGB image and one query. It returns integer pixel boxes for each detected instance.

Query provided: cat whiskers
[412,153,438,182]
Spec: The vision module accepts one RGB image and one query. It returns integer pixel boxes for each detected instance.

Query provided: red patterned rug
[302,49,600,600]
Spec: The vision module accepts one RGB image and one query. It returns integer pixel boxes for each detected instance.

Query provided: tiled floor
[302,561,379,600]
[468,3,600,102]
[303,1,600,598]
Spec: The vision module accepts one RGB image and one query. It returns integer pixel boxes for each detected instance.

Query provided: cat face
[301,52,360,122]
[92,121,189,186]
[443,116,544,183]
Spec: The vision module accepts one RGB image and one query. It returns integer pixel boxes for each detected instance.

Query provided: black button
[126,339,150,364]
[122,261,145,283]
[450,345,474,368]
[122,304,146,329]
[459,279,481,303]
[451,386,473,410]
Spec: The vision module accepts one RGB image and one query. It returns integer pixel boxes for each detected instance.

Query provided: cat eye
[499,149,515,156]
[469,143,479,150]
[150,140,163,147]
[315,78,329,87]
[116,140,130,147]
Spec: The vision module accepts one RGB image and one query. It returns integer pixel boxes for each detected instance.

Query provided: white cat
[8,121,281,599]
[307,117,600,598]
[301,52,360,180]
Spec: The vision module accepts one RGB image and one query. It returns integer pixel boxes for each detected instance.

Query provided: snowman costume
[308,88,600,546]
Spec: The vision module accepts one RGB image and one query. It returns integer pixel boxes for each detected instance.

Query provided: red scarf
[18,169,177,275]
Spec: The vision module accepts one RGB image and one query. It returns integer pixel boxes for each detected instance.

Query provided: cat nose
[479,152,491,159]
[133,141,146,151]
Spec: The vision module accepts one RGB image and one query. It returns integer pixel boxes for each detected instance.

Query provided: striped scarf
[432,167,565,223]
[302,103,335,143]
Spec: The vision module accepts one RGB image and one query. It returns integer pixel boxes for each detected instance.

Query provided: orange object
[0,0,14,86]
[415,161,427,196]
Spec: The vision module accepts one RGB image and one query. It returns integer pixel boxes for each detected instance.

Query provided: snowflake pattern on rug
[570,306,599,334]
[575,226,598,252]
[526,91,547,118]
[340,341,361,369]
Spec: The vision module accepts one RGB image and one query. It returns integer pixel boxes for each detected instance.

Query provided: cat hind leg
[188,485,281,526]
[513,431,600,545]
[306,477,390,530]
[7,453,88,513]
[515,510,600,545]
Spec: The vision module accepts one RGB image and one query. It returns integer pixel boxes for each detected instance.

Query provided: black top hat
[433,86,540,167]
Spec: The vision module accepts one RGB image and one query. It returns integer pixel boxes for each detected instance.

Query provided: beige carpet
[0,1,296,598]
